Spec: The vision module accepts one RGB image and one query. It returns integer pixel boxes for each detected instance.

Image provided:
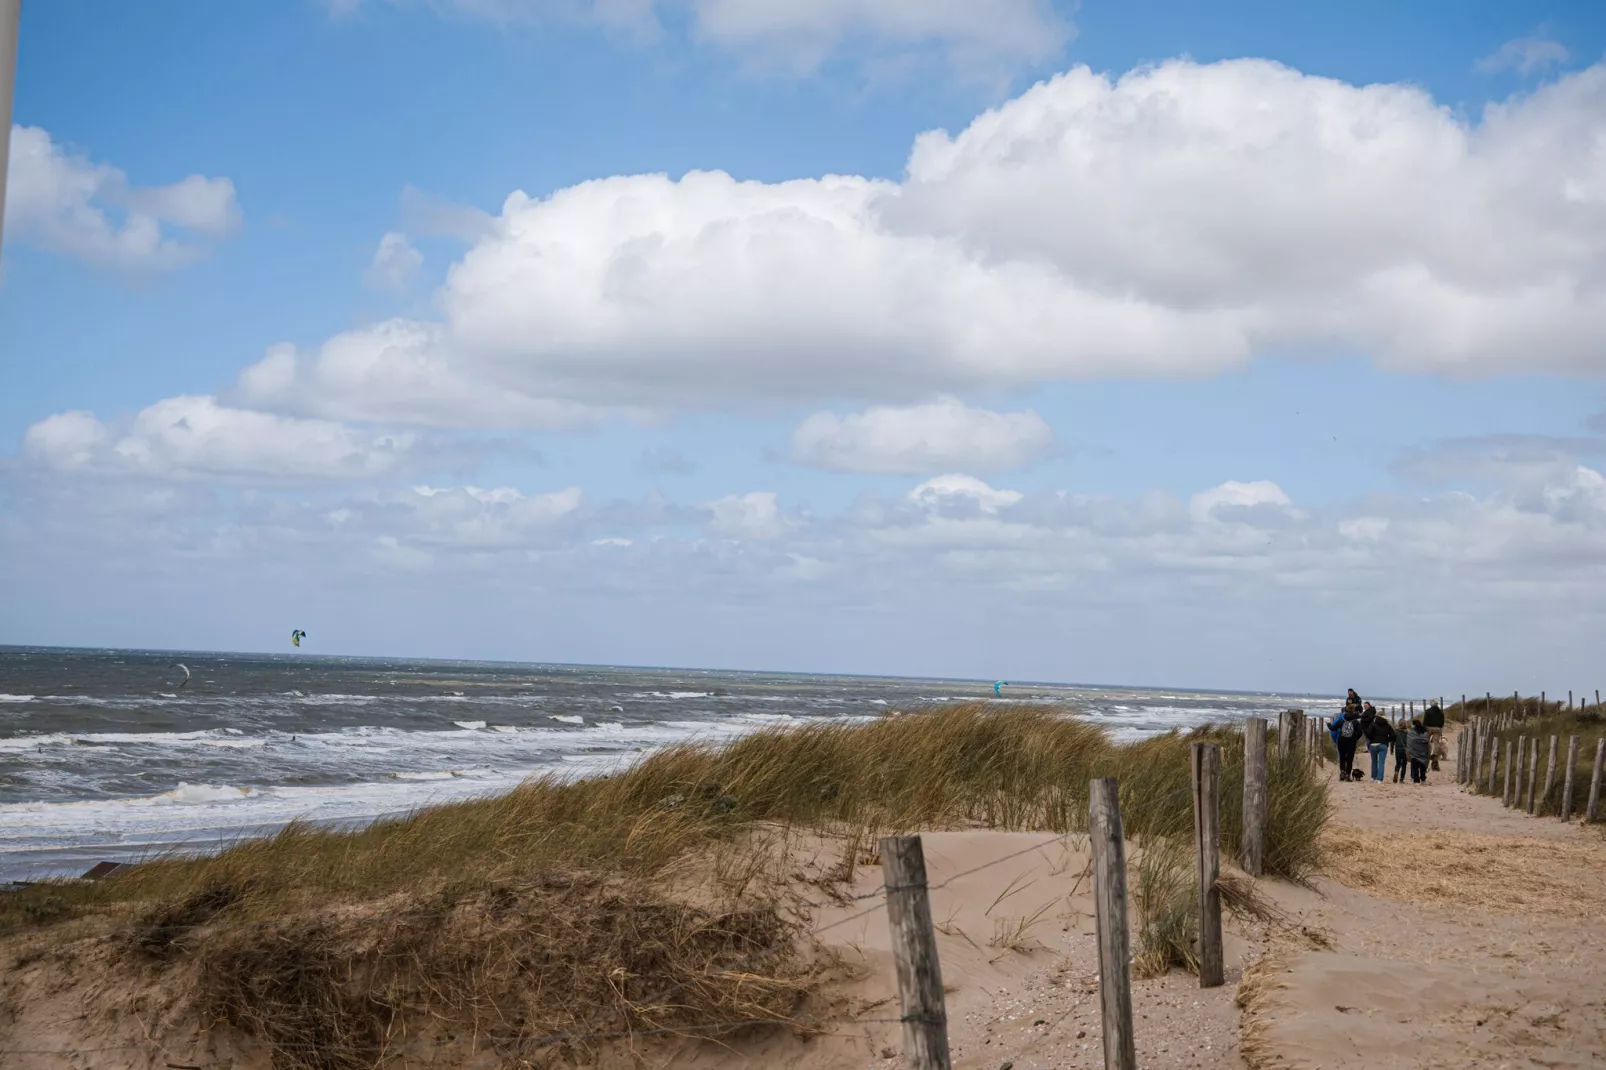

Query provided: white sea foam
[550,715,584,725]
[0,694,34,703]
[452,720,488,730]
[157,783,254,805]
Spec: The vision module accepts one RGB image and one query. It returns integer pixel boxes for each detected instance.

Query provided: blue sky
[4,0,1606,694]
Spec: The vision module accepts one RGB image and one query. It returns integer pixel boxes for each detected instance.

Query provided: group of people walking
[1329,689,1444,784]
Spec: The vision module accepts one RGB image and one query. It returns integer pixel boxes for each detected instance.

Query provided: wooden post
[1191,742,1224,989]
[1088,778,1136,1070]
[1514,737,1526,810]
[1569,690,1574,710]
[1476,731,1490,794]
[1587,739,1605,824]
[1276,709,1302,762]
[1527,741,1540,814]
[1488,737,1500,796]
[1515,691,1521,720]
[1242,717,1267,878]
[1561,736,1579,822]
[878,835,951,1070]
[1543,736,1558,815]
[1503,739,1514,807]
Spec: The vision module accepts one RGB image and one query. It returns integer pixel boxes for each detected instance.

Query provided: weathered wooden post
[1587,739,1605,824]
[1561,736,1579,822]
[1543,736,1559,814]
[1242,717,1267,878]
[1527,742,1540,814]
[1276,709,1303,762]
[1503,740,1514,807]
[1477,731,1491,794]
[1488,737,1500,796]
[1088,778,1136,1070]
[1514,736,1526,809]
[879,835,951,1070]
[1191,742,1224,989]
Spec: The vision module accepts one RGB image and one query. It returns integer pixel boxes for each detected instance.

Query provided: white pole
[0,0,19,260]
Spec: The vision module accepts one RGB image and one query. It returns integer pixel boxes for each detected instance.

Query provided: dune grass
[0,703,1331,1067]
[3,703,1326,927]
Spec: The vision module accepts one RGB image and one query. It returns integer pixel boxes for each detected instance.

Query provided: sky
[3,0,1606,696]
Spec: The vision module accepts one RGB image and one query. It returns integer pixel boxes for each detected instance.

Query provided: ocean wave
[155,783,255,805]
[0,694,35,703]
[550,715,584,725]
[452,720,488,730]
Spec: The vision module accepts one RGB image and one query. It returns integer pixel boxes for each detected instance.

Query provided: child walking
[1391,715,1410,782]
[1406,720,1432,784]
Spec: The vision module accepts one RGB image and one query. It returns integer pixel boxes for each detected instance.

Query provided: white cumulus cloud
[5,125,240,272]
[221,57,1606,431]
[791,397,1052,475]
[1189,480,1293,523]
[24,396,415,481]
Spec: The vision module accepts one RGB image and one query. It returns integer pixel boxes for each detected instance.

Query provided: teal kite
[291,629,307,648]
[994,681,1007,697]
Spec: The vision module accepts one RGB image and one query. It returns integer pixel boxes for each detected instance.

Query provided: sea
[0,647,1346,882]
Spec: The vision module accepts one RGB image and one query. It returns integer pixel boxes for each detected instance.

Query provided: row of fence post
[879,715,1305,1068]
[1456,715,1605,824]
[1457,690,1605,725]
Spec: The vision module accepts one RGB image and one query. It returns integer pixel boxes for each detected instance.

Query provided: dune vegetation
[0,703,1330,1068]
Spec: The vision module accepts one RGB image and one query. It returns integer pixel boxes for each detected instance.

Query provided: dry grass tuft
[1236,950,1293,1070]
[196,874,815,1070]
[1322,825,1606,916]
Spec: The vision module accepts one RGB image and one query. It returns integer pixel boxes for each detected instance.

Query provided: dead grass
[1236,950,1293,1070]
[1321,825,1606,916]
[191,873,815,1070]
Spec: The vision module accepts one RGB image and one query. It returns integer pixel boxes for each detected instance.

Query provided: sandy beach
[4,723,1605,1067]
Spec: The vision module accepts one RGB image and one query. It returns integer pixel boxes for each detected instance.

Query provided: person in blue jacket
[1330,707,1363,780]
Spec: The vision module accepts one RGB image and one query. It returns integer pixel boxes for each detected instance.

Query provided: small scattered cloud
[399,185,498,243]
[23,396,416,482]
[703,490,789,540]
[638,446,697,475]
[366,231,424,291]
[325,0,1068,79]
[5,125,240,273]
[908,473,1023,515]
[1189,480,1292,523]
[791,398,1053,475]
[1476,34,1569,75]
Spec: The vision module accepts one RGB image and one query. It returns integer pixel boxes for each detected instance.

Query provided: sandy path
[1246,728,1606,1069]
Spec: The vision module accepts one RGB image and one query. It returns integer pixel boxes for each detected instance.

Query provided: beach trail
[1240,727,1606,1069]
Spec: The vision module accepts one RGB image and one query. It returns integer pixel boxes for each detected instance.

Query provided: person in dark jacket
[1330,708,1363,780]
[1391,715,1410,782]
[1406,720,1432,783]
[1362,708,1394,782]
[1423,702,1446,770]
